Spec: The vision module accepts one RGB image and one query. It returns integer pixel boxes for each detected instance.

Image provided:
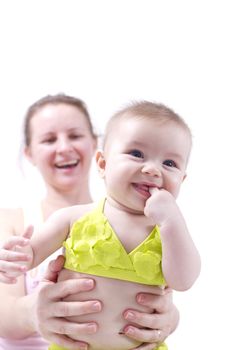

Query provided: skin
[0,103,98,349]
[41,255,179,350]
[50,117,197,349]
[98,118,200,291]
[0,104,181,349]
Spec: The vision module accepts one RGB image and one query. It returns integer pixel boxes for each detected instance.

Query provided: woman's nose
[57,137,73,153]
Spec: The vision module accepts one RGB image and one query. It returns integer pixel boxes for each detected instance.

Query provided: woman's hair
[103,100,192,148]
[24,93,96,146]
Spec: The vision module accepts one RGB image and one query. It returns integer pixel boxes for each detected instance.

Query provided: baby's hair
[102,100,192,149]
[23,93,97,146]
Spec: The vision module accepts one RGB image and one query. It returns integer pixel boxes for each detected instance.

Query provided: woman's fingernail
[125,311,135,321]
[137,293,146,304]
[87,323,97,333]
[84,279,94,289]
[125,326,135,335]
[91,302,101,311]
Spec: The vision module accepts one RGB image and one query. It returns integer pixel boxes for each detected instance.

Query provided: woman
[0,94,179,350]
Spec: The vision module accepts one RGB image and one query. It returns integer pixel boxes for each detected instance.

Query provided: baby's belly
[58,268,156,350]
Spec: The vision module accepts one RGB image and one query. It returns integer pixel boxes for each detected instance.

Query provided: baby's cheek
[165,178,182,198]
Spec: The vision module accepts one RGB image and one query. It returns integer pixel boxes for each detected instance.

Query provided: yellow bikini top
[64,199,166,286]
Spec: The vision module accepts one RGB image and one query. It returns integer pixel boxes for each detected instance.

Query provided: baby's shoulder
[65,202,98,225]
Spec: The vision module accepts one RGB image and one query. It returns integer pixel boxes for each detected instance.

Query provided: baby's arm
[144,188,201,291]
[0,207,75,281]
[28,207,73,268]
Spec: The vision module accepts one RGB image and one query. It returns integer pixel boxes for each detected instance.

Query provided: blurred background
[0,1,232,348]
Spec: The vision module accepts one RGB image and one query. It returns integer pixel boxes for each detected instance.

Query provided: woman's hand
[34,255,102,350]
[123,287,179,349]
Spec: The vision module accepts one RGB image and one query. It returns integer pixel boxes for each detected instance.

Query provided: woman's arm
[0,277,37,338]
[0,255,102,349]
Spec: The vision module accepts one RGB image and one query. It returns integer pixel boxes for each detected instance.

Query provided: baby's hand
[0,226,34,283]
[144,188,178,225]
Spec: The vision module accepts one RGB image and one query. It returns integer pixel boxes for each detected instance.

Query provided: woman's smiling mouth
[55,159,79,169]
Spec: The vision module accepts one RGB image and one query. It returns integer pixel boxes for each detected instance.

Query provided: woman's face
[25,103,96,193]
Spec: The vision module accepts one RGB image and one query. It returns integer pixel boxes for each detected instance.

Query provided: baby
[0,101,201,350]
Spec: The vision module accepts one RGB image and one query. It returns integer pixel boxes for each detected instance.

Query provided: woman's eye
[42,138,56,144]
[163,159,177,168]
[129,149,144,158]
[69,134,83,140]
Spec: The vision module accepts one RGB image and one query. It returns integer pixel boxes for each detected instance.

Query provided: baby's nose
[142,162,161,176]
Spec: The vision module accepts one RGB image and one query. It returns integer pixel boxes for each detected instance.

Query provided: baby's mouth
[55,160,79,169]
[134,183,150,193]
[132,183,151,196]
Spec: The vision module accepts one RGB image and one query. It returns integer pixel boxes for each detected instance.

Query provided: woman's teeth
[55,160,78,169]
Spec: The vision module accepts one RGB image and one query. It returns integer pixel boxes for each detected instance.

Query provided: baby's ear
[96,150,106,178]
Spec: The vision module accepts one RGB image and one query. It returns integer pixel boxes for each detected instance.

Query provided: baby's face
[99,117,191,213]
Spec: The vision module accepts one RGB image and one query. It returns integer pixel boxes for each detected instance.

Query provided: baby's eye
[163,159,177,168]
[129,149,144,158]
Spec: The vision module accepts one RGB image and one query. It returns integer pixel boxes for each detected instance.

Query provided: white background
[0,1,232,348]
